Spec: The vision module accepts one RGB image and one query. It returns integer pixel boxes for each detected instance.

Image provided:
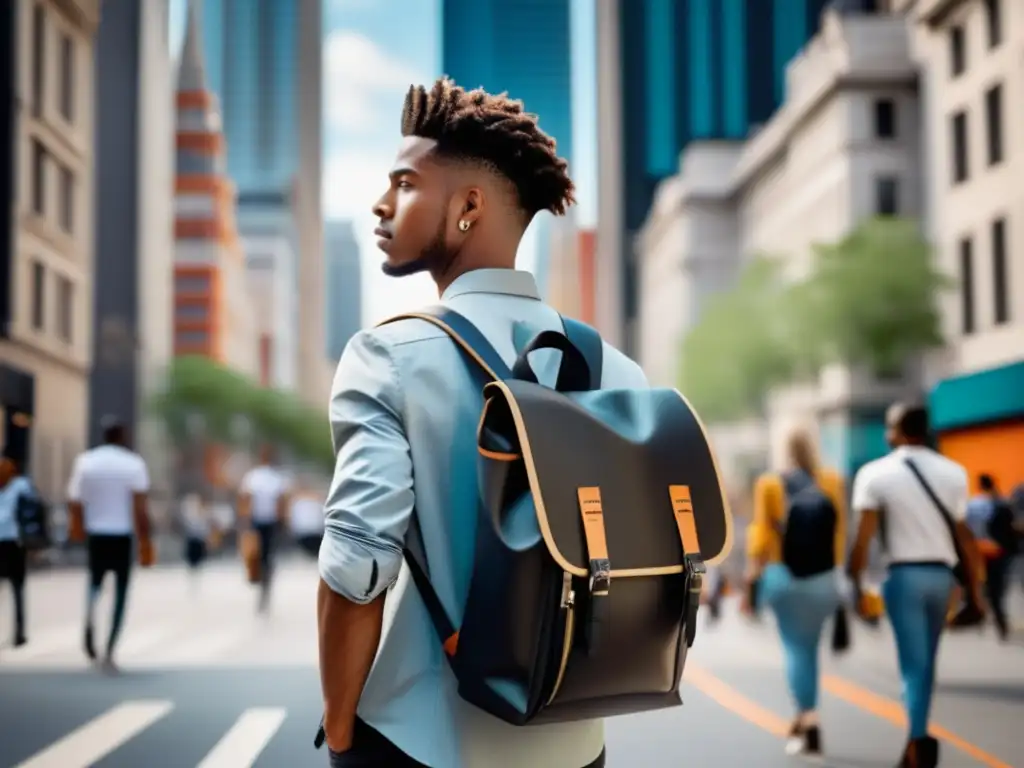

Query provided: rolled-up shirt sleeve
[318,329,413,604]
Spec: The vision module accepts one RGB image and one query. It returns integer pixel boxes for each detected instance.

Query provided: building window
[959,237,974,335]
[174,274,210,294]
[58,165,73,232]
[992,218,1009,324]
[949,25,965,77]
[31,261,45,331]
[59,34,74,122]
[31,5,45,117]
[985,84,1003,166]
[176,330,209,346]
[875,176,899,216]
[873,99,896,139]
[984,0,1002,48]
[57,276,73,342]
[31,140,46,214]
[951,111,969,184]
[176,303,208,321]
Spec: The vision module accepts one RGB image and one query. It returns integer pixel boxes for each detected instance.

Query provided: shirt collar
[441,269,540,302]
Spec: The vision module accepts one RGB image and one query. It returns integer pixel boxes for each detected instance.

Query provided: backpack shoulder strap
[560,316,603,390]
[377,305,513,381]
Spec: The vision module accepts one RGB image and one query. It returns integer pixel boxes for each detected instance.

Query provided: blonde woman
[744,430,846,758]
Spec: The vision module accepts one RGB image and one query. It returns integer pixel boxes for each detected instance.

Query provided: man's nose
[372,197,392,219]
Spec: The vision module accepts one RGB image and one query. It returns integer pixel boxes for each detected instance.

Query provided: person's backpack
[319,306,731,736]
[987,498,1018,555]
[15,479,50,551]
[779,470,836,578]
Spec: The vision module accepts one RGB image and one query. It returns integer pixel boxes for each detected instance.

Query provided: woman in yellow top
[744,430,847,759]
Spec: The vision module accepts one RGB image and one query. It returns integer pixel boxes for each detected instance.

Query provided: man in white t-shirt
[66,418,153,672]
[288,478,324,559]
[238,445,291,612]
[847,402,984,768]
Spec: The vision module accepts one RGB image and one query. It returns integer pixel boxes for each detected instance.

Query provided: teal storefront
[928,360,1024,494]
[818,408,889,485]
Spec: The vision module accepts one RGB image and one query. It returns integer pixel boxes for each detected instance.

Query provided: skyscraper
[596,0,832,352]
[442,0,573,295]
[173,0,257,376]
[324,220,363,364]
[199,0,327,405]
[0,0,100,497]
[91,0,175,484]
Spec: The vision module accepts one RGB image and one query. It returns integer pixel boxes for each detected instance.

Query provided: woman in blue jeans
[744,431,846,758]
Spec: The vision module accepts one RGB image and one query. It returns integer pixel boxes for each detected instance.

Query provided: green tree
[800,217,953,378]
[150,356,334,483]
[678,256,809,421]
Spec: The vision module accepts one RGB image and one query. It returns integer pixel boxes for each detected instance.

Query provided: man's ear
[460,187,484,226]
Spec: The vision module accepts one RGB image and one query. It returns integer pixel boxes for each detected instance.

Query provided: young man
[67,418,153,673]
[317,78,647,767]
[237,445,290,613]
[848,403,984,768]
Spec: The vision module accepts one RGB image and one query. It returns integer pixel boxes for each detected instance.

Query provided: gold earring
[458,219,471,232]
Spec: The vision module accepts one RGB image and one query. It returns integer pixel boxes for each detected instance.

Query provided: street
[0,559,1020,768]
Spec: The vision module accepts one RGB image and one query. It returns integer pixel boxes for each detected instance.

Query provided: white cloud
[324,31,422,134]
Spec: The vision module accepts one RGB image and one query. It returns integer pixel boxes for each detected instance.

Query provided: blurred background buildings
[0,0,1019,506]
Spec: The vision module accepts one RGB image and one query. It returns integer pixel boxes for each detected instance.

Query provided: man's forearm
[318,578,385,753]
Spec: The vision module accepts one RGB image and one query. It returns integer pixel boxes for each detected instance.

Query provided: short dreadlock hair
[401,78,576,218]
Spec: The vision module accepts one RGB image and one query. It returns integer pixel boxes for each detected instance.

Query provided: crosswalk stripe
[195,708,288,768]
[12,700,174,768]
[158,628,246,666]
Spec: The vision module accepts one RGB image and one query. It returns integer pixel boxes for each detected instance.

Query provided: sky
[169,0,597,323]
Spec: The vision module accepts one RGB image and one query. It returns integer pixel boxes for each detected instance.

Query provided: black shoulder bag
[902,458,984,628]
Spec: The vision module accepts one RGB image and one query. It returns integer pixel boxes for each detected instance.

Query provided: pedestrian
[287,478,324,560]
[180,492,210,591]
[847,402,986,768]
[66,418,155,673]
[0,451,36,648]
[313,78,666,768]
[966,473,1017,640]
[237,445,290,614]
[743,429,847,758]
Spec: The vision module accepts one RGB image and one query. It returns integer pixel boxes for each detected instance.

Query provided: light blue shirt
[319,269,648,768]
[966,494,995,540]
[0,476,34,542]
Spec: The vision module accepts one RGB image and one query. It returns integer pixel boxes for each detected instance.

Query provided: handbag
[241,529,262,584]
[902,458,985,628]
[830,606,851,653]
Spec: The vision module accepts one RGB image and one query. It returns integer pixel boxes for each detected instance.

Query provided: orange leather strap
[669,485,702,557]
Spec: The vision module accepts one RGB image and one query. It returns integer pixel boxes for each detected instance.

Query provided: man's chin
[381,257,429,278]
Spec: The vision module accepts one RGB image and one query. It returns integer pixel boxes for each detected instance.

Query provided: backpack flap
[482,379,732,574]
[474,378,732,723]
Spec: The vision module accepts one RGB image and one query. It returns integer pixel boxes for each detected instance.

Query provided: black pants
[329,719,606,767]
[985,555,1011,638]
[86,534,133,656]
[254,522,277,607]
[0,540,26,639]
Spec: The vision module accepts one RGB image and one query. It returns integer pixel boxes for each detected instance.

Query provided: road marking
[13,700,174,768]
[822,675,1014,768]
[685,665,789,736]
[195,707,288,768]
[157,628,246,667]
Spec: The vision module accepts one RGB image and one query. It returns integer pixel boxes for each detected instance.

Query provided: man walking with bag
[315,79,661,768]
[847,403,985,768]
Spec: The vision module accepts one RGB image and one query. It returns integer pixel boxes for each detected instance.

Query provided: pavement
[0,559,1021,768]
